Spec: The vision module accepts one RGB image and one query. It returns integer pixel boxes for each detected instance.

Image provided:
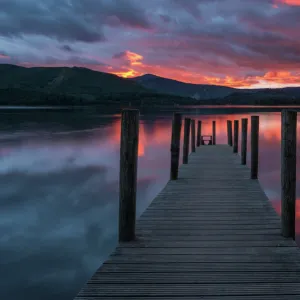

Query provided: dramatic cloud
[0,0,300,88]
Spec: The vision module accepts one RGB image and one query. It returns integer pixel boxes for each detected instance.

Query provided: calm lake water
[1,107,300,299]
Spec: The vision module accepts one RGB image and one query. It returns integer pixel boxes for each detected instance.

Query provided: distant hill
[132,73,300,105]
[1,64,300,107]
[131,74,236,99]
[0,64,147,96]
[0,64,197,106]
[215,87,300,105]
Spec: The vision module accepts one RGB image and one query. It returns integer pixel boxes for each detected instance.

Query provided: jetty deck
[75,142,300,299]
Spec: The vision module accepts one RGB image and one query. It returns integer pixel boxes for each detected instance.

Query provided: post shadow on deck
[281,110,297,239]
[183,118,191,164]
[196,120,202,147]
[233,120,239,153]
[119,109,139,242]
[227,120,233,146]
[170,113,182,180]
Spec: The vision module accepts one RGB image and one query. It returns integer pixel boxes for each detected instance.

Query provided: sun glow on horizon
[107,50,300,89]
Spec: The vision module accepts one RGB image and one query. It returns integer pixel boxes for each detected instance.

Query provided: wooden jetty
[74,109,300,299]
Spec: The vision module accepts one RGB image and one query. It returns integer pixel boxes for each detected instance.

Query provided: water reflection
[0,110,299,300]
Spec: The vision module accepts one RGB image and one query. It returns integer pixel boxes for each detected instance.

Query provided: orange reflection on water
[190,114,284,142]
[108,119,171,157]
[273,200,300,218]
[104,113,300,162]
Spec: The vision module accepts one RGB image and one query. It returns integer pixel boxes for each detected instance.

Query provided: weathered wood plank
[77,283,300,296]
[100,262,300,272]
[136,224,281,230]
[117,240,295,248]
[106,253,300,263]
[113,246,297,255]
[135,229,282,235]
[89,271,300,283]
[75,296,300,300]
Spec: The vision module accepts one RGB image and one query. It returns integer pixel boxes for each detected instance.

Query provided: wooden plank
[77,283,300,296]
[118,240,295,248]
[100,262,300,272]
[136,229,282,235]
[75,296,300,300]
[135,229,282,236]
[137,220,282,225]
[89,271,300,283]
[129,235,283,242]
[106,254,300,263]
[113,246,297,255]
[136,224,281,230]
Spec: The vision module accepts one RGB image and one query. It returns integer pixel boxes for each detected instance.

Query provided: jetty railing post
[183,118,191,164]
[170,113,182,180]
[241,118,248,165]
[281,110,297,239]
[212,121,216,145]
[233,120,239,153]
[227,120,233,146]
[196,120,202,147]
[118,109,139,242]
[250,116,259,179]
[191,119,196,152]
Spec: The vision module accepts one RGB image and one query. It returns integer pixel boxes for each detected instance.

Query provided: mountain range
[131,74,236,100]
[0,64,300,106]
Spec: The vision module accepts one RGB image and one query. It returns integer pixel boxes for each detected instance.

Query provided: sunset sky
[0,0,300,88]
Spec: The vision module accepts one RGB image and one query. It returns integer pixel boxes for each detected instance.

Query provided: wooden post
[233,120,239,153]
[119,109,139,242]
[212,121,216,145]
[227,120,233,146]
[251,116,259,179]
[241,118,248,165]
[170,113,182,180]
[196,120,202,147]
[183,118,191,164]
[191,119,196,152]
[281,110,297,239]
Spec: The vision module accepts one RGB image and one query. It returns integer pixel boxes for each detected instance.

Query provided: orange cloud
[275,0,300,5]
[125,51,143,66]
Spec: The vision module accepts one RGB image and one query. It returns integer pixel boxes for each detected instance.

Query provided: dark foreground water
[1,107,300,299]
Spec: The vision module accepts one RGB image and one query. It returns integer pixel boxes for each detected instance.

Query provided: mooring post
[241,118,248,165]
[227,120,233,146]
[281,110,297,239]
[183,117,191,164]
[119,109,139,242]
[233,120,239,153]
[170,113,182,180]
[212,121,216,145]
[250,116,259,179]
[191,119,196,152]
[196,120,202,147]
